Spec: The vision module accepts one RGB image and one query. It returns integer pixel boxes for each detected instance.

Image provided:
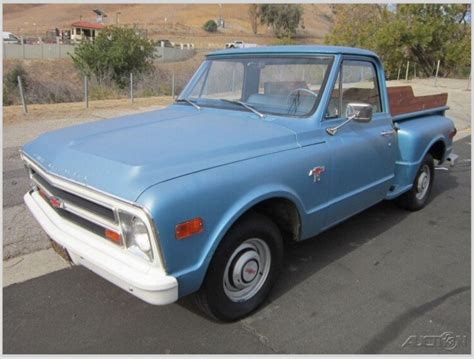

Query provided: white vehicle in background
[225,40,258,49]
[3,32,21,44]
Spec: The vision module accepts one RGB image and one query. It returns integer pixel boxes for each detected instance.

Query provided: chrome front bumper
[24,191,178,305]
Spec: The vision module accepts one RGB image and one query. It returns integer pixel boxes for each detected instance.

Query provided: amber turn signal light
[175,217,203,240]
[105,228,122,244]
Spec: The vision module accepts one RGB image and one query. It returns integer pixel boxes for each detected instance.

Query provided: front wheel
[395,153,435,211]
[195,213,283,321]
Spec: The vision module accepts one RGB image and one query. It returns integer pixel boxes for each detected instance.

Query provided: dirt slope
[3,4,333,45]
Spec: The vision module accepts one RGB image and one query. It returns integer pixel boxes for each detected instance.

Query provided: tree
[70,26,155,88]
[395,4,471,77]
[258,4,304,38]
[325,4,471,78]
[248,4,259,35]
[203,20,218,33]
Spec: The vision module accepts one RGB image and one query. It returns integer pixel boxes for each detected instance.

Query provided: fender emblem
[309,166,326,182]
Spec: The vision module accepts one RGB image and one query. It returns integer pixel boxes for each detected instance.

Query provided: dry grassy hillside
[3,4,333,46]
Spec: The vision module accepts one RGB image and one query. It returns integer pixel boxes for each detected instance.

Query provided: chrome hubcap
[223,238,271,302]
[416,164,431,200]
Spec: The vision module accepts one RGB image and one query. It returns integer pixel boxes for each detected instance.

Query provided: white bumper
[24,191,178,305]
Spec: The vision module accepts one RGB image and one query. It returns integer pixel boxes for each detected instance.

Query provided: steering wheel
[286,88,319,101]
[286,88,319,114]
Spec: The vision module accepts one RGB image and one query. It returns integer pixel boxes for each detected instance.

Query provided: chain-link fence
[4,73,192,109]
[3,61,199,108]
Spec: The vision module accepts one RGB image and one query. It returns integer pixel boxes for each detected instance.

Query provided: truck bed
[388,86,448,119]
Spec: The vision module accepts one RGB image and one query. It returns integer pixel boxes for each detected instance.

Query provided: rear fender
[393,115,453,192]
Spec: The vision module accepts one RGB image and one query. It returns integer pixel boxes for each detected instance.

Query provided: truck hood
[22,105,298,202]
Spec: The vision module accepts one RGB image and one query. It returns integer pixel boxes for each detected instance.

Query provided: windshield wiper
[176,98,201,111]
[220,99,264,119]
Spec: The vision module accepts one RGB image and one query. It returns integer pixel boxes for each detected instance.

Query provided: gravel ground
[2,79,471,258]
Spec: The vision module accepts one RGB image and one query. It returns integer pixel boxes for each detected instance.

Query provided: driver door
[322,58,397,229]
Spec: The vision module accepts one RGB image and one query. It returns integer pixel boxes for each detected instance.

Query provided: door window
[325,60,381,119]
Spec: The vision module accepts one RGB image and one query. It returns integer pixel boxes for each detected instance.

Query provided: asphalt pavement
[3,137,471,354]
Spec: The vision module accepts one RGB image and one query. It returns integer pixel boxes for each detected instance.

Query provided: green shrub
[258,4,303,38]
[3,83,13,106]
[203,20,218,33]
[5,63,29,92]
[3,63,30,106]
[71,26,155,89]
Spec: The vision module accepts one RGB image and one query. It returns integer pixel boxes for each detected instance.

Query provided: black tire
[395,153,435,211]
[195,212,283,322]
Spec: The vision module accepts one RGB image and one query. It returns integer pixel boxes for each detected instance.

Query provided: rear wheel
[195,213,283,321]
[395,153,435,211]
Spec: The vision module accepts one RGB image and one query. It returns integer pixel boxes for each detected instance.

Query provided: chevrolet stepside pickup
[22,46,458,321]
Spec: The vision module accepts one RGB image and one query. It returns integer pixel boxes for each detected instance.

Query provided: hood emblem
[309,166,326,182]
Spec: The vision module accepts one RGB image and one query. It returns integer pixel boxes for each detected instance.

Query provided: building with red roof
[71,21,105,43]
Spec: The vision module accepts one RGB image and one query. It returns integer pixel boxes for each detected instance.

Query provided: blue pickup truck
[22,46,457,321]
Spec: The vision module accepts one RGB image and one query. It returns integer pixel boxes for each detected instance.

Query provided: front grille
[51,204,106,238]
[23,154,161,266]
[32,169,115,222]
[29,168,120,242]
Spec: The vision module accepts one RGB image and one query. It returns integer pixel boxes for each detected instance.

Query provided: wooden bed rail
[387,86,448,116]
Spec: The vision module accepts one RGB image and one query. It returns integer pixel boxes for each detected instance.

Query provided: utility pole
[116,12,121,25]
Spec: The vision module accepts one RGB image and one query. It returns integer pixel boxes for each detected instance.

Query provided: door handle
[380,129,396,137]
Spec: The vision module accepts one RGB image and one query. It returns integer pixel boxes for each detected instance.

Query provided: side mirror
[327,102,373,136]
[346,103,373,123]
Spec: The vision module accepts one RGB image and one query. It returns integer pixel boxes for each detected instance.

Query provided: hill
[3,4,333,47]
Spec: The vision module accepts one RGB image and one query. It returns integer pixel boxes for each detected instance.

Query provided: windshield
[178,56,334,117]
